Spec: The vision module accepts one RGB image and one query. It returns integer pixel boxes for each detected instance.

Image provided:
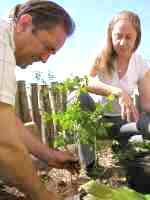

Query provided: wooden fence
[15,80,67,146]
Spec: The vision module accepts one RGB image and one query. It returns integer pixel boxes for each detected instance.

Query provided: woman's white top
[90,53,150,115]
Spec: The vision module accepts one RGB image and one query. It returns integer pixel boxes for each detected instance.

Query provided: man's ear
[16,14,33,33]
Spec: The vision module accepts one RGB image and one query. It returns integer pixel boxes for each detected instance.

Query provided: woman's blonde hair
[91,10,141,76]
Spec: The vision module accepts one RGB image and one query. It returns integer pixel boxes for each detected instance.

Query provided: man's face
[15,15,67,68]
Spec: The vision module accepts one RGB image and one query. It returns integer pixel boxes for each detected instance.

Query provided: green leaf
[81,181,147,200]
[145,194,150,200]
[80,180,113,199]
[43,76,114,147]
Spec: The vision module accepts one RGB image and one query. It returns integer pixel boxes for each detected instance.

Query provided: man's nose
[40,52,51,63]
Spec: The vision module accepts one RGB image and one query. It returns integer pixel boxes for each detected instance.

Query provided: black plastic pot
[125,152,150,194]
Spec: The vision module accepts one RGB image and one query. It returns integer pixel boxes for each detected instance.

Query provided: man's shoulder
[0,18,11,41]
[0,18,15,51]
[0,18,9,29]
[0,18,14,36]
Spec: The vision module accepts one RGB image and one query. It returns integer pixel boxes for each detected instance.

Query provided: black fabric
[137,112,150,139]
[79,92,96,112]
[125,153,150,193]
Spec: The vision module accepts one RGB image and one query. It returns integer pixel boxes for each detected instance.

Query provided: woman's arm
[87,76,122,97]
[87,76,139,121]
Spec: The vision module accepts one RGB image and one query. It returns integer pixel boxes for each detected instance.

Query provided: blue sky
[1,0,150,82]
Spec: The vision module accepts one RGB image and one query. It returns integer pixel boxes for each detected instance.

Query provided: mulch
[0,143,127,200]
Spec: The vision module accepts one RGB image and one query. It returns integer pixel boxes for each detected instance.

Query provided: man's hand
[17,115,80,175]
[48,150,80,174]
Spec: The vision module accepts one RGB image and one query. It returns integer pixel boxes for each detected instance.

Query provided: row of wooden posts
[15,80,67,146]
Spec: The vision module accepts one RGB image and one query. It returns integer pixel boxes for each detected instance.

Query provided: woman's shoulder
[130,53,150,69]
[129,52,150,80]
[131,52,147,63]
[89,65,105,77]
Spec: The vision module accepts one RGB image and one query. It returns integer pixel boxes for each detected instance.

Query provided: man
[0,1,78,199]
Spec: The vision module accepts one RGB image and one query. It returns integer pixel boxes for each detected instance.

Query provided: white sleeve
[136,54,150,80]
[0,35,17,106]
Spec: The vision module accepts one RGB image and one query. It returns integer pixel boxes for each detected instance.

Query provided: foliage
[43,76,114,148]
[113,139,150,163]
[52,75,88,93]
[80,180,150,200]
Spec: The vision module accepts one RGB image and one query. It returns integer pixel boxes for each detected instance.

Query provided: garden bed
[0,142,126,200]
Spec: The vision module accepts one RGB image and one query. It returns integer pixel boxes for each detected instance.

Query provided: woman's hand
[118,90,139,122]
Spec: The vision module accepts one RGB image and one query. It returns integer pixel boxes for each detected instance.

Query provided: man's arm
[0,102,57,200]
[16,116,79,173]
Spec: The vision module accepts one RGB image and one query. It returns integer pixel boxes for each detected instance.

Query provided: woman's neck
[115,55,131,79]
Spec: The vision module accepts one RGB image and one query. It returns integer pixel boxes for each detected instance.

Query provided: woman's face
[111,18,137,58]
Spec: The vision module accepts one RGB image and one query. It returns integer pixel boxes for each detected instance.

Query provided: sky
[1,0,150,83]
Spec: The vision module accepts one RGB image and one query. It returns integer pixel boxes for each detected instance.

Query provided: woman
[87,10,150,122]
[79,10,150,192]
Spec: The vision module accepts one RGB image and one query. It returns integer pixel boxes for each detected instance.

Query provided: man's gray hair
[9,0,75,37]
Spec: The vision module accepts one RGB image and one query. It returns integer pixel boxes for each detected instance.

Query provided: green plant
[44,76,114,148]
[111,137,150,164]
[80,180,149,200]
